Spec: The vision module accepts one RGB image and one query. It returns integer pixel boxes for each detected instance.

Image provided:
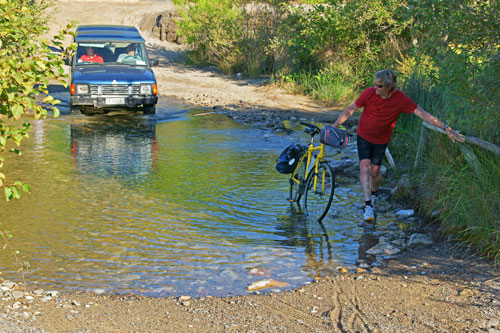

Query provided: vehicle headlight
[76,85,89,94]
[140,84,152,95]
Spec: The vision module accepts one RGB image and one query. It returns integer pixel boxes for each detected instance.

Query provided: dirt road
[46,0,334,115]
[2,1,498,332]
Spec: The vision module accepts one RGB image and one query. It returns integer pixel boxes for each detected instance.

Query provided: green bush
[174,0,286,76]
[405,0,500,144]
[274,0,411,100]
[174,0,244,73]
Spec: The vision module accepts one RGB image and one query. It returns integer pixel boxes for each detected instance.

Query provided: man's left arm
[413,106,465,143]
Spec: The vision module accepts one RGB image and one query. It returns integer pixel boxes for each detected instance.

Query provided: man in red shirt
[78,47,103,63]
[333,69,464,221]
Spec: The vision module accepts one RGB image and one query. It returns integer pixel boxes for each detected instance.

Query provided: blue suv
[68,25,159,115]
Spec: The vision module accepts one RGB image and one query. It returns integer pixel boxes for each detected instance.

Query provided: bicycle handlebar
[299,121,321,137]
[299,121,320,131]
[300,121,353,136]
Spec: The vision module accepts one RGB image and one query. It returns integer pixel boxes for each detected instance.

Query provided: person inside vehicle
[332,69,465,221]
[78,46,103,63]
[117,44,140,63]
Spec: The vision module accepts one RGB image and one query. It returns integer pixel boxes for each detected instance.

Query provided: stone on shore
[408,233,433,247]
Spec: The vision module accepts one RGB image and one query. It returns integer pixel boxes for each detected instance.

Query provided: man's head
[126,44,136,55]
[374,69,397,92]
[85,47,95,56]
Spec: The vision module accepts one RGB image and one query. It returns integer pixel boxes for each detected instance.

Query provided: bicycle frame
[285,121,345,220]
[290,138,327,197]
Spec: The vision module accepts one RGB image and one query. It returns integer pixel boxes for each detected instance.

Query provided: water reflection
[275,207,333,272]
[0,108,372,297]
[70,115,157,182]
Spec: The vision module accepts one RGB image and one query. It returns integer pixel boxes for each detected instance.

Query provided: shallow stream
[0,93,377,297]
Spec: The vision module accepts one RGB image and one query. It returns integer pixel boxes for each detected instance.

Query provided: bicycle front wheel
[288,153,307,204]
[304,162,335,221]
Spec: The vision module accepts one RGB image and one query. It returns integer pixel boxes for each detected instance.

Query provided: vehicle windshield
[75,42,148,66]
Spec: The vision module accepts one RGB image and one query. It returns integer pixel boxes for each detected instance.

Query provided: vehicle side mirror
[150,59,159,67]
[64,57,72,66]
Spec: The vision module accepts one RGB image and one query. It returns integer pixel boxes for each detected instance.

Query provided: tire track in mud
[246,275,377,333]
[252,297,335,332]
[326,275,379,333]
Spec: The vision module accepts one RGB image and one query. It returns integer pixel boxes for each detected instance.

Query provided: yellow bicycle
[287,121,348,221]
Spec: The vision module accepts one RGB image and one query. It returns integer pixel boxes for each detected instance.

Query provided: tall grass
[391,74,500,264]
[419,138,500,263]
[277,69,356,103]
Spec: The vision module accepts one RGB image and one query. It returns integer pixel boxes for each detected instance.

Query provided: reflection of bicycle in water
[281,121,349,221]
[276,207,333,271]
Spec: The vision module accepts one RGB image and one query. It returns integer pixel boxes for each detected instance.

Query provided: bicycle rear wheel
[304,162,335,221]
[288,153,307,204]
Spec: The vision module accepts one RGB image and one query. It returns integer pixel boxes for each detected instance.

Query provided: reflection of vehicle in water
[70,117,157,181]
[67,25,159,115]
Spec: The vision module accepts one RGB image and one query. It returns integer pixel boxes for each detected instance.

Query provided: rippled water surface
[0,94,375,297]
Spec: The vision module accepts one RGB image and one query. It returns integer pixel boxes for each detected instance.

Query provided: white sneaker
[371,194,377,207]
[363,205,375,221]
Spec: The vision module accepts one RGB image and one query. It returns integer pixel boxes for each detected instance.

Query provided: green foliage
[406,0,500,143]
[412,137,500,263]
[277,67,355,102]
[174,0,287,76]
[174,0,244,73]
[239,2,287,77]
[0,0,75,201]
[280,0,412,89]
[391,73,500,264]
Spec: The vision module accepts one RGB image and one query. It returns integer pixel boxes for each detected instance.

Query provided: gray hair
[375,69,397,89]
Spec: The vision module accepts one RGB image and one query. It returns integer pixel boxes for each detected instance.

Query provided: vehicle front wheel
[143,105,156,115]
[289,152,307,205]
[69,104,80,114]
[80,106,101,116]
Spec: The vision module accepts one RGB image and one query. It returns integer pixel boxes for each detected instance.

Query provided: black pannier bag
[276,143,303,174]
[319,126,349,148]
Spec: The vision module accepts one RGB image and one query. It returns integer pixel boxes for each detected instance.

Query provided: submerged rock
[246,279,289,291]
[248,268,270,277]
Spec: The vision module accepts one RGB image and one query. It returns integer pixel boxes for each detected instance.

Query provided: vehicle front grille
[89,84,140,96]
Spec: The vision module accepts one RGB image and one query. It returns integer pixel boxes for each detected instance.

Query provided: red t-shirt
[79,54,103,63]
[355,87,417,144]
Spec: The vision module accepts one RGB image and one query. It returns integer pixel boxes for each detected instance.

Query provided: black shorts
[357,134,387,166]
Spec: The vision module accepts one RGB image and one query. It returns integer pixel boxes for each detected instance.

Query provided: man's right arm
[333,102,358,128]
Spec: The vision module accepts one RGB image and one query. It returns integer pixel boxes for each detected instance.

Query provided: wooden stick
[483,276,500,283]
[414,124,427,169]
[385,148,396,169]
[422,122,500,155]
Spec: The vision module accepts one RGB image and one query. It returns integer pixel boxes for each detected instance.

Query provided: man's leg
[370,164,382,193]
[357,135,386,221]
[369,143,386,201]
[360,161,381,200]
[360,159,373,202]
[360,159,375,221]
